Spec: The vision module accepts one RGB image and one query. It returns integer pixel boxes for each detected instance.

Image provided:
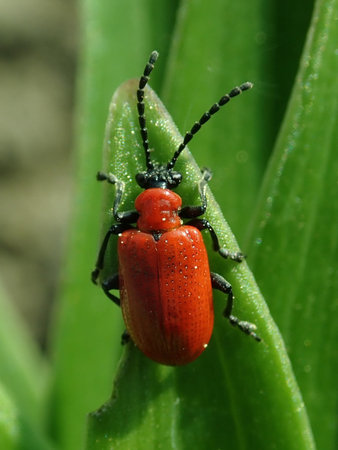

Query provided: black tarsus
[211,272,261,341]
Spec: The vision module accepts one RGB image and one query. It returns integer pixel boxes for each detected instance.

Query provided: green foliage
[85,81,314,449]
[245,1,338,448]
[0,289,52,449]
[0,0,336,449]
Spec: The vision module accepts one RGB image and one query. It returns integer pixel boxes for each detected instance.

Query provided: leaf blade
[245,0,338,447]
[86,81,314,450]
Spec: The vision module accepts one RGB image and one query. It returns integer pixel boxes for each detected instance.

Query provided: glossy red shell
[118,225,214,365]
[117,188,214,365]
[135,188,182,232]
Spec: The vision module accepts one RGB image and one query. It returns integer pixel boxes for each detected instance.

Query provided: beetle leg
[100,285,130,345]
[179,168,212,218]
[101,273,121,306]
[187,218,245,262]
[211,272,261,341]
[96,171,139,223]
[101,274,130,345]
[91,223,132,284]
[96,171,124,220]
[121,330,130,345]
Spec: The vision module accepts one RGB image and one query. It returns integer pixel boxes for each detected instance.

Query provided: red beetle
[92,51,260,366]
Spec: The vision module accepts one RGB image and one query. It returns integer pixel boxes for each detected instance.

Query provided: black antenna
[167,82,253,170]
[137,50,159,170]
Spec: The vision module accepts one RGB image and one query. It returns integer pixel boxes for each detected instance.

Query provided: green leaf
[0,383,17,450]
[48,1,179,449]
[245,0,338,448]
[0,284,47,430]
[49,0,325,448]
[0,382,53,450]
[86,80,314,449]
[161,0,314,241]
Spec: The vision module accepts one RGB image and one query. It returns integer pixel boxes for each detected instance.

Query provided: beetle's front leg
[97,171,125,221]
[187,218,245,262]
[179,168,212,218]
[96,171,139,223]
[211,272,261,341]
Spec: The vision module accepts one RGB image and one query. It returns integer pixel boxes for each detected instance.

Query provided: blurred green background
[0,0,77,345]
[0,0,337,449]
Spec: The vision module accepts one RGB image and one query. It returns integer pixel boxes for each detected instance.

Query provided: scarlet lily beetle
[92,50,260,366]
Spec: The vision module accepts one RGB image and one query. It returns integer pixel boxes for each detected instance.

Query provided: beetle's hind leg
[101,272,121,306]
[211,272,261,341]
[101,274,131,346]
[121,330,130,345]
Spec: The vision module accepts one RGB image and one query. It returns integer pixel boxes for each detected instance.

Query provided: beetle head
[136,164,182,189]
